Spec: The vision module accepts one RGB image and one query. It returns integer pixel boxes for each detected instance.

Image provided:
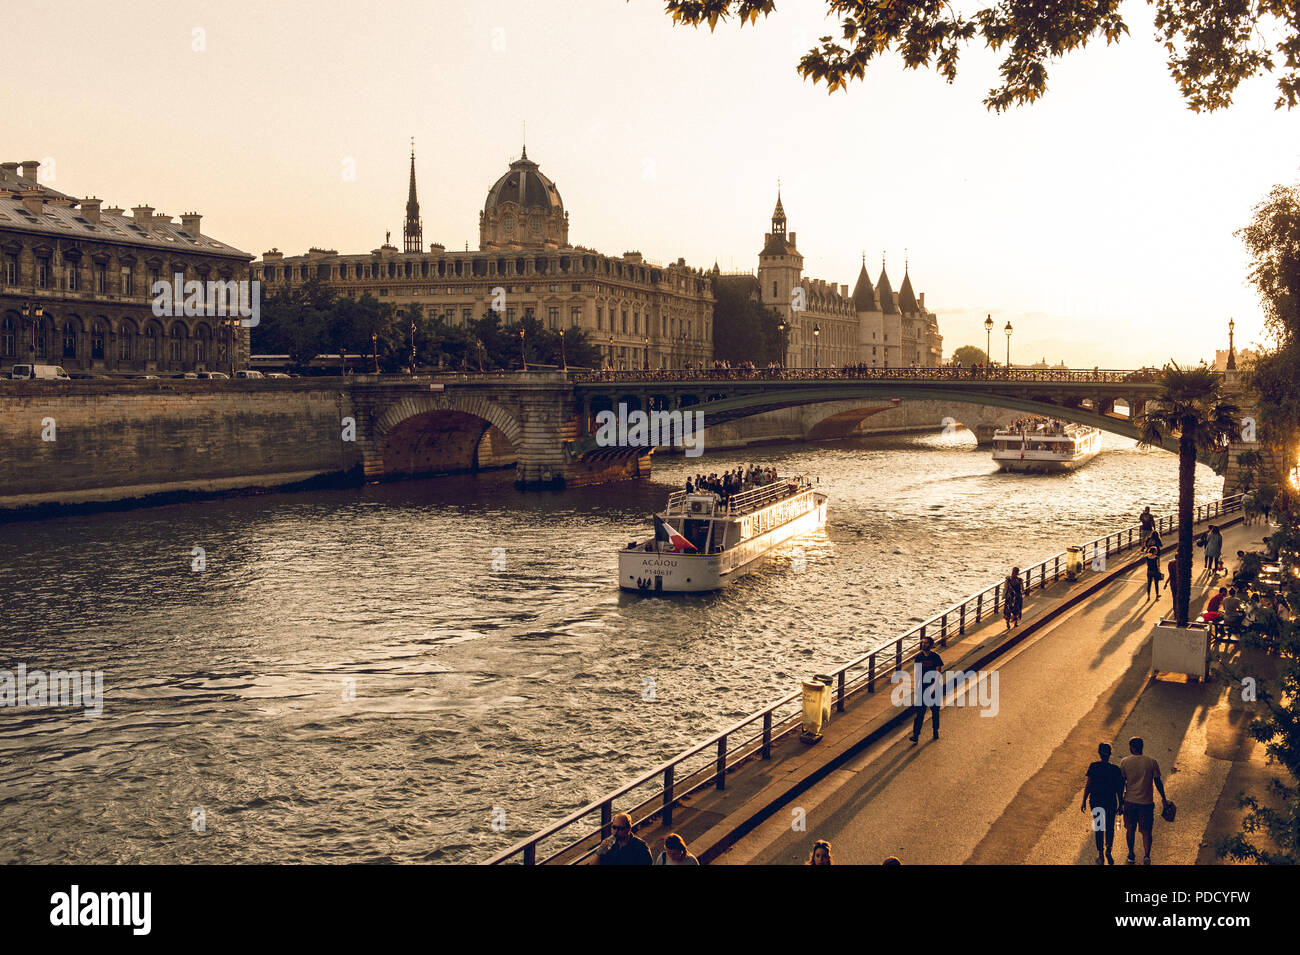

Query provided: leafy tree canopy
[951,344,990,365]
[657,1,1300,111]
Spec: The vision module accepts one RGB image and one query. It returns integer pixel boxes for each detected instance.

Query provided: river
[0,430,1220,863]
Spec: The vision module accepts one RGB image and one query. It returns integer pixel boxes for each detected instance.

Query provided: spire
[771,183,786,236]
[403,140,422,253]
[852,256,877,312]
[898,261,919,314]
[877,257,897,314]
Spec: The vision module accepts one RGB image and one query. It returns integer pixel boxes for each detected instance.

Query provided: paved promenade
[713,519,1274,865]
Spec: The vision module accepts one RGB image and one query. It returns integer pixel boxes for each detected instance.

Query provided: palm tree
[1137,363,1239,627]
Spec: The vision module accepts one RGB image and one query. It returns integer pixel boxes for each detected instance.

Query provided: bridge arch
[370,393,523,481]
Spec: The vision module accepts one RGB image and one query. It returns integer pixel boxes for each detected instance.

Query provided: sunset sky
[7,0,1299,367]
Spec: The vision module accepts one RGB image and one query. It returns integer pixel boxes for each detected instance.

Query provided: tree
[1136,363,1238,627]
[712,277,784,364]
[1239,181,1300,472]
[658,1,1300,111]
[951,345,990,366]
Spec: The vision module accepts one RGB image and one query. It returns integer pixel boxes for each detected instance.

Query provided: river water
[0,431,1219,863]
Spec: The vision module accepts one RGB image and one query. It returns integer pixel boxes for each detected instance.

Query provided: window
[773,282,777,298]
[62,322,77,358]
[145,326,159,361]
[548,307,559,329]
[194,332,207,365]
[506,308,515,323]
[0,316,13,356]
[596,307,603,330]
[91,323,106,360]
[119,325,133,360]
[633,312,639,334]
[570,306,581,327]
[621,310,628,333]
[37,257,51,289]
[462,309,472,324]
[120,267,134,296]
[34,321,48,358]
[149,266,161,289]
[169,325,184,361]
[67,265,79,291]
[2,254,16,285]
[95,263,108,293]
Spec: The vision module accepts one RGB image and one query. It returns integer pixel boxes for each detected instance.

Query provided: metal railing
[569,366,1161,386]
[485,492,1244,865]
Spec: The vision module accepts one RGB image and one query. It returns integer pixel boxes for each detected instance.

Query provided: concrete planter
[1150,619,1210,681]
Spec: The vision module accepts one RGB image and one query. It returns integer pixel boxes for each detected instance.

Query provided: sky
[6,0,1299,367]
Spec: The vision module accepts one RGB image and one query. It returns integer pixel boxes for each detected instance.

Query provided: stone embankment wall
[0,379,361,518]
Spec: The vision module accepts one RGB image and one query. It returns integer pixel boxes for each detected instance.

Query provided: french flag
[654,514,697,552]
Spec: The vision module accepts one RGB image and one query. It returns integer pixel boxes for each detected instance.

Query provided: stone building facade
[0,159,252,376]
[743,194,943,368]
[253,148,714,372]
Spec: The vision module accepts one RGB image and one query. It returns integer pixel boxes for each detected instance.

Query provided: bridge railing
[569,366,1160,386]
[484,492,1244,865]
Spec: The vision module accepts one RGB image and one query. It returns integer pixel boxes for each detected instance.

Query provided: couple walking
[1080,737,1171,865]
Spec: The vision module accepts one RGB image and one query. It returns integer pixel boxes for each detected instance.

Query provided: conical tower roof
[852,256,877,311]
[898,266,919,314]
[877,260,897,315]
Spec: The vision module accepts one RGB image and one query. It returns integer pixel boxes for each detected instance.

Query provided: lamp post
[372,333,379,374]
[777,321,786,370]
[1004,320,1013,370]
[608,335,614,371]
[475,338,484,373]
[409,320,416,374]
[21,303,43,366]
[1226,317,1236,371]
[519,326,527,371]
[643,336,649,371]
[813,323,821,370]
[984,314,993,370]
[558,327,567,371]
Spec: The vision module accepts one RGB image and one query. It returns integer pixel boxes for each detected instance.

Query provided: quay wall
[0,379,362,518]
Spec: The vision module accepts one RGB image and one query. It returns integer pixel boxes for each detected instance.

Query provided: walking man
[1204,524,1223,575]
[1119,737,1169,865]
[1138,507,1155,538]
[1081,742,1124,865]
[1144,545,1162,600]
[909,636,944,744]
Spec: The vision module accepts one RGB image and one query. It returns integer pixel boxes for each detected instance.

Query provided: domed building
[479,147,569,252]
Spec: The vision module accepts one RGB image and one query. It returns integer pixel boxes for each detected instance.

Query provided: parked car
[233,369,264,379]
[265,372,291,379]
[173,372,199,379]
[10,363,71,381]
[198,371,231,380]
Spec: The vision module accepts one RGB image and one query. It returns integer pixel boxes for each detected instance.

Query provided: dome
[484,148,563,214]
[479,147,569,251]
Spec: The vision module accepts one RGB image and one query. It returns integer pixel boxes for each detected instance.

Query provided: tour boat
[618,474,828,593]
[991,417,1102,473]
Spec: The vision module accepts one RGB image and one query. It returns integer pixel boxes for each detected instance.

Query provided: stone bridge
[344,368,1263,491]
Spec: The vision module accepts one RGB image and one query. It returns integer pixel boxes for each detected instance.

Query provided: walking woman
[1004,567,1024,630]
[1144,544,1163,600]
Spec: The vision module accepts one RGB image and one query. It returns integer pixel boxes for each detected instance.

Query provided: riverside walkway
[488,496,1265,864]
[717,517,1274,865]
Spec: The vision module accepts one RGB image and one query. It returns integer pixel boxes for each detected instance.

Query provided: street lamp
[643,336,649,371]
[777,321,786,370]
[1004,320,1013,370]
[372,333,379,374]
[813,323,821,370]
[1226,317,1236,371]
[558,327,567,371]
[984,314,993,369]
[519,326,527,371]
[409,320,416,374]
[608,335,614,371]
[21,303,43,365]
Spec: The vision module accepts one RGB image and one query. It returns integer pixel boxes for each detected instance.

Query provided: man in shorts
[1119,736,1169,864]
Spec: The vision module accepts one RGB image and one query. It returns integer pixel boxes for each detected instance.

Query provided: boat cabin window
[682,519,712,551]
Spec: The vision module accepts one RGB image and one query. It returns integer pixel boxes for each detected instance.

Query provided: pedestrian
[596,812,652,865]
[1143,544,1162,600]
[1119,737,1169,865]
[1081,742,1124,865]
[807,839,834,865]
[909,636,944,744]
[1003,567,1024,630]
[1138,507,1155,537]
[1146,527,1162,552]
[1204,525,1222,574]
[654,833,699,865]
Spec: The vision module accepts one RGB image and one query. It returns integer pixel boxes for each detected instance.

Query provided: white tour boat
[991,417,1102,473]
[619,474,829,593]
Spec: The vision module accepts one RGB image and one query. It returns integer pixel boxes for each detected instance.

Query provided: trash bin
[1066,546,1084,581]
[800,676,833,743]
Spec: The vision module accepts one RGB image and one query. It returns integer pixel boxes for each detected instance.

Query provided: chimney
[80,197,102,223]
[841,284,848,297]
[180,211,202,235]
[21,194,43,214]
[152,213,173,228]
[0,161,18,182]
[919,292,925,308]
[20,160,40,183]
[790,232,797,246]
[131,205,154,223]
[104,206,124,217]
[261,249,283,261]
